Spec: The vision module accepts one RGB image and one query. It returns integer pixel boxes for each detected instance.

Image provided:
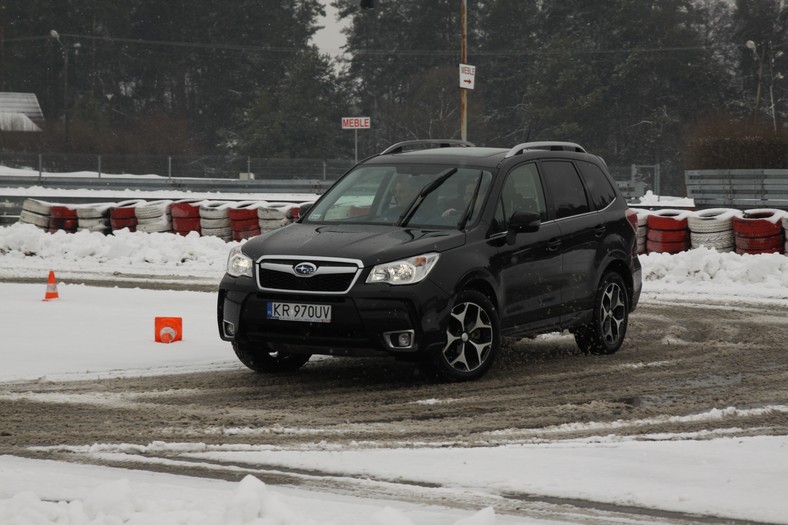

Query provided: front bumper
[217,274,451,356]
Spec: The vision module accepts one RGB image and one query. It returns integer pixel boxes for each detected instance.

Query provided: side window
[540,161,590,219]
[577,161,617,210]
[493,163,547,232]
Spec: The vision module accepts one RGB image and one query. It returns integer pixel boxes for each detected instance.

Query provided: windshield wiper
[398,168,459,225]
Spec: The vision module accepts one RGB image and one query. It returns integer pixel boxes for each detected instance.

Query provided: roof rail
[504,141,586,158]
[380,139,475,155]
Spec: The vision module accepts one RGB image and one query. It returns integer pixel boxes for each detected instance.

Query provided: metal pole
[98,155,101,178]
[355,129,358,163]
[460,0,468,141]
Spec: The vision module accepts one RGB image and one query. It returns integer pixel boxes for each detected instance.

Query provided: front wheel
[424,290,500,382]
[232,342,311,373]
[574,272,630,355]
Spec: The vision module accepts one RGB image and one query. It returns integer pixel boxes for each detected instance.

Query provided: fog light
[383,330,415,350]
[223,321,235,337]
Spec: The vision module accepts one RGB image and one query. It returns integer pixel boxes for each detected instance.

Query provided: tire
[691,231,734,250]
[171,201,203,218]
[172,217,201,232]
[735,234,784,252]
[199,202,232,219]
[688,209,740,234]
[647,211,689,231]
[232,341,311,373]
[646,239,690,254]
[201,217,231,229]
[22,199,53,215]
[733,211,783,238]
[19,209,50,228]
[424,289,500,382]
[646,228,689,243]
[574,272,629,355]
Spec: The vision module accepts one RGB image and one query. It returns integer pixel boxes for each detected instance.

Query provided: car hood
[243,222,465,266]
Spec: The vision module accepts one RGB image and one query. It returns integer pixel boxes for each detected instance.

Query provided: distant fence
[0,152,356,181]
[686,169,788,209]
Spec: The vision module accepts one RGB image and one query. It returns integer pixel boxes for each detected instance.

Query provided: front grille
[256,256,363,294]
[259,269,355,292]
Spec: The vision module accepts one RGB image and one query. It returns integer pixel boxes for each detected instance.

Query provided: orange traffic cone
[43,270,59,301]
[155,317,182,343]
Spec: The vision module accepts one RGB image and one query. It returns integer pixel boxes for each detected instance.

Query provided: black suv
[218,140,642,381]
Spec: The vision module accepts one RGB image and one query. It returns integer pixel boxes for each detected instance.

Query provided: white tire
[19,209,50,228]
[199,201,233,219]
[77,203,114,219]
[135,200,173,220]
[201,226,232,240]
[201,217,231,229]
[22,199,53,215]
[691,231,734,248]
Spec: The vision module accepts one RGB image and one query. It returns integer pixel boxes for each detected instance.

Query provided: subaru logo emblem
[293,262,317,276]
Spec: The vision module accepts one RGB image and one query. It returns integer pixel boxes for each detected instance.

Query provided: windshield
[304,164,493,229]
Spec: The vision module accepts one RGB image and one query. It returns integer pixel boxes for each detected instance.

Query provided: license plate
[267,302,332,323]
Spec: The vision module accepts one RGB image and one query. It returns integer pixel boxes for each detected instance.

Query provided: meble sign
[341,117,371,129]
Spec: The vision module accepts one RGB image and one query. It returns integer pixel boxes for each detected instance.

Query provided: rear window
[577,161,617,210]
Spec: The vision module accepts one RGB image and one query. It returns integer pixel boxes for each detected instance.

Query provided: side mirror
[506,211,541,244]
[298,202,313,219]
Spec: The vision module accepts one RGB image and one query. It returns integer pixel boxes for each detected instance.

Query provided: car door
[490,162,563,333]
[538,160,597,325]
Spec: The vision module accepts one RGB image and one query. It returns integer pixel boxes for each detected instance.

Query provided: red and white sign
[459,63,476,90]
[341,116,371,129]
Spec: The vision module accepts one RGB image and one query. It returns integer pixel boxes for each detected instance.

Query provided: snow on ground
[2,222,788,524]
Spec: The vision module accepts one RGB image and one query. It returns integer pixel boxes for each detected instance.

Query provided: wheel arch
[601,259,634,310]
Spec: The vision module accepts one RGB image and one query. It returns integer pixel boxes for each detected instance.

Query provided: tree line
[0,0,786,192]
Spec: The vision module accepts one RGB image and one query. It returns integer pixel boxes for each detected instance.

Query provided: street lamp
[50,30,70,147]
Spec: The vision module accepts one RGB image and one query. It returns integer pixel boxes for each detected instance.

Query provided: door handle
[594,225,606,237]
[547,238,561,251]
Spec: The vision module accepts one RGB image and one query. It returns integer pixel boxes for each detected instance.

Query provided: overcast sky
[313,2,349,55]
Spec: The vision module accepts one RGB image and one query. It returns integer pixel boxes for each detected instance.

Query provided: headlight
[366,253,439,285]
[226,246,253,278]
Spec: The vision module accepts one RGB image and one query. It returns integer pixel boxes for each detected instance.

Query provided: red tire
[646,239,691,254]
[647,211,689,231]
[111,217,137,231]
[735,247,783,255]
[227,208,259,221]
[49,206,78,219]
[231,217,260,231]
[647,229,689,243]
[732,211,783,238]
[233,228,261,241]
[173,229,201,237]
[735,234,784,252]
[111,206,138,219]
[171,202,202,218]
[172,217,201,232]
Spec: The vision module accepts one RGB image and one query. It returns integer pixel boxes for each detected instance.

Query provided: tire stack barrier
[228,201,263,241]
[635,210,649,254]
[77,203,114,233]
[199,201,234,241]
[171,199,205,236]
[646,209,691,254]
[135,200,173,233]
[48,205,79,233]
[109,200,145,232]
[732,209,786,255]
[258,203,297,233]
[18,199,54,230]
[687,208,741,252]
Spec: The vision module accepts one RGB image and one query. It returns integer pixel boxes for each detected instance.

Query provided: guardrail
[685,169,788,209]
[0,174,334,226]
